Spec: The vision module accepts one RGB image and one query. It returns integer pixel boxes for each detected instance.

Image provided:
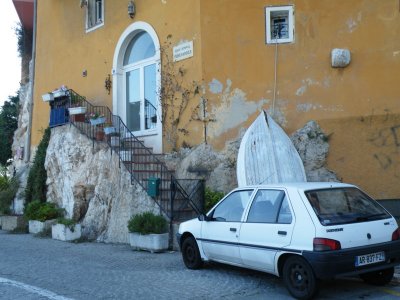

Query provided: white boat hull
[237,111,306,186]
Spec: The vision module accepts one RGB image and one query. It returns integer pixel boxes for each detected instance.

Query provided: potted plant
[52,85,69,98]
[24,200,62,234]
[68,106,87,122]
[128,212,169,253]
[95,128,105,141]
[103,123,117,135]
[51,218,81,241]
[88,112,106,125]
[0,174,25,231]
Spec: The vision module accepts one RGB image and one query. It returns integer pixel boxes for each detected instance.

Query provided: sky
[0,1,21,107]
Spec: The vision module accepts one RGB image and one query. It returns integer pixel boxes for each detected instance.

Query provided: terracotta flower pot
[95,130,105,141]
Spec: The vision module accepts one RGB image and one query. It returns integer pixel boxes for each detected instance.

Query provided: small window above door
[124,32,156,66]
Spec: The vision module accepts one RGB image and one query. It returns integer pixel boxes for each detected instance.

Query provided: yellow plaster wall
[320,113,400,199]
[32,0,202,146]
[199,0,400,149]
[32,0,400,198]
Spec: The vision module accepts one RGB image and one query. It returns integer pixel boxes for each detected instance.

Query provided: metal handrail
[67,89,204,220]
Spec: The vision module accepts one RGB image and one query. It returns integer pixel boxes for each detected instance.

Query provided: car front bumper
[302,240,400,279]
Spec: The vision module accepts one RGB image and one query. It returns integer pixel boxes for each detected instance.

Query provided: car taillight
[313,238,341,251]
[392,228,400,241]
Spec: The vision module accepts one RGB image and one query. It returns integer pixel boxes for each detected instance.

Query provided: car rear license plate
[355,251,385,267]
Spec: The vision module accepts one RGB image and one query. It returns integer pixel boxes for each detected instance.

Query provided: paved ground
[1,230,400,299]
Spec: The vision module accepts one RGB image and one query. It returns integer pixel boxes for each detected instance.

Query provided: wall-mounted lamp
[128,1,135,19]
[105,74,112,95]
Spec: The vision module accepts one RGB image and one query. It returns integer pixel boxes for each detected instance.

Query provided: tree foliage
[25,127,51,203]
[0,94,20,165]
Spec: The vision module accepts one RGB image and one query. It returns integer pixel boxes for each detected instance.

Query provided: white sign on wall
[173,41,193,62]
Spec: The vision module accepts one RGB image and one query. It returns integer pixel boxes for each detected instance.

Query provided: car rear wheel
[182,236,203,269]
[360,267,394,286]
[283,256,318,300]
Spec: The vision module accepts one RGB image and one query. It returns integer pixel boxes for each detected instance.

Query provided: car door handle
[278,231,287,236]
[230,228,237,232]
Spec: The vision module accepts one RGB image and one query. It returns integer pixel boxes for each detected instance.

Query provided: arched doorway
[112,22,162,153]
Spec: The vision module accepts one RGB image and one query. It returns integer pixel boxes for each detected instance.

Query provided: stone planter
[69,107,86,123]
[68,106,87,115]
[90,117,106,126]
[42,93,54,102]
[104,126,116,135]
[129,232,169,253]
[53,90,68,98]
[29,219,57,234]
[51,223,81,241]
[1,215,26,231]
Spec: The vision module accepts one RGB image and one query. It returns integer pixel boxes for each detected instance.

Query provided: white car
[177,182,400,299]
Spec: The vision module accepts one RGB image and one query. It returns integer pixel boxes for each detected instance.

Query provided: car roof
[236,182,355,192]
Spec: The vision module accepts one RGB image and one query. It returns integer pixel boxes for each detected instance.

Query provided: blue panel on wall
[49,108,68,127]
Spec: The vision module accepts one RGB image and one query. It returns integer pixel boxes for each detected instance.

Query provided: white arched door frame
[112,22,162,152]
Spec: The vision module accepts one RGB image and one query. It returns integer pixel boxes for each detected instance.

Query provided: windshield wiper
[355,213,387,222]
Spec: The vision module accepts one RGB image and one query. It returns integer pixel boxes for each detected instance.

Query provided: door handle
[230,228,237,232]
[278,231,287,236]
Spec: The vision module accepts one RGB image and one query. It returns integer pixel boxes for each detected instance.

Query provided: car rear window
[304,187,391,226]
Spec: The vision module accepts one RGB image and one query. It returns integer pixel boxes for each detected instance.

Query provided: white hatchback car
[177,182,400,299]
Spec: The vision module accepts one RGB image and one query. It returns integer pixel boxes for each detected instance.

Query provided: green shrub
[25,127,51,203]
[127,212,167,235]
[204,187,225,212]
[24,200,63,221]
[56,218,77,232]
[0,177,19,215]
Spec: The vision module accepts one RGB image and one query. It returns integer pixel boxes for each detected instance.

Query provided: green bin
[147,177,160,197]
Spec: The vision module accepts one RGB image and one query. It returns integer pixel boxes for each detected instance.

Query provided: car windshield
[304,187,391,226]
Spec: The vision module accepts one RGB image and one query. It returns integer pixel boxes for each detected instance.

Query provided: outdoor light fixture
[128,1,135,19]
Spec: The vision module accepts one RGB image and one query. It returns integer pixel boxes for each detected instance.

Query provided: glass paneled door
[123,31,158,133]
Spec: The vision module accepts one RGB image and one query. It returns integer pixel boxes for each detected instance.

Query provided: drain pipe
[24,0,37,163]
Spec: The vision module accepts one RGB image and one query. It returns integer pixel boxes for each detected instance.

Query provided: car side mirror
[198,214,210,221]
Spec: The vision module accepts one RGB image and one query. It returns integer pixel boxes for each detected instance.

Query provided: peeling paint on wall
[295,78,319,96]
[296,103,344,113]
[208,78,223,94]
[208,79,269,138]
[295,77,330,97]
[346,12,362,33]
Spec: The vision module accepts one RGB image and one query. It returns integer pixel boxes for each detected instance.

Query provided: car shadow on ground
[200,261,400,299]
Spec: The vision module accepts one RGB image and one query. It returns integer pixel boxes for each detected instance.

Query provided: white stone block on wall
[331,48,351,68]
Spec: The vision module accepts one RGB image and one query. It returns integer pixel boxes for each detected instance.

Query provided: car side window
[247,189,292,224]
[277,195,293,224]
[212,190,253,222]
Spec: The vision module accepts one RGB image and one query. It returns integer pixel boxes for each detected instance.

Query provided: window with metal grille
[86,0,104,32]
[265,6,294,44]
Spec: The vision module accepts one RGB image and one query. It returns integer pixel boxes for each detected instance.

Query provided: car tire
[182,236,203,269]
[360,267,394,286]
[283,256,318,300]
